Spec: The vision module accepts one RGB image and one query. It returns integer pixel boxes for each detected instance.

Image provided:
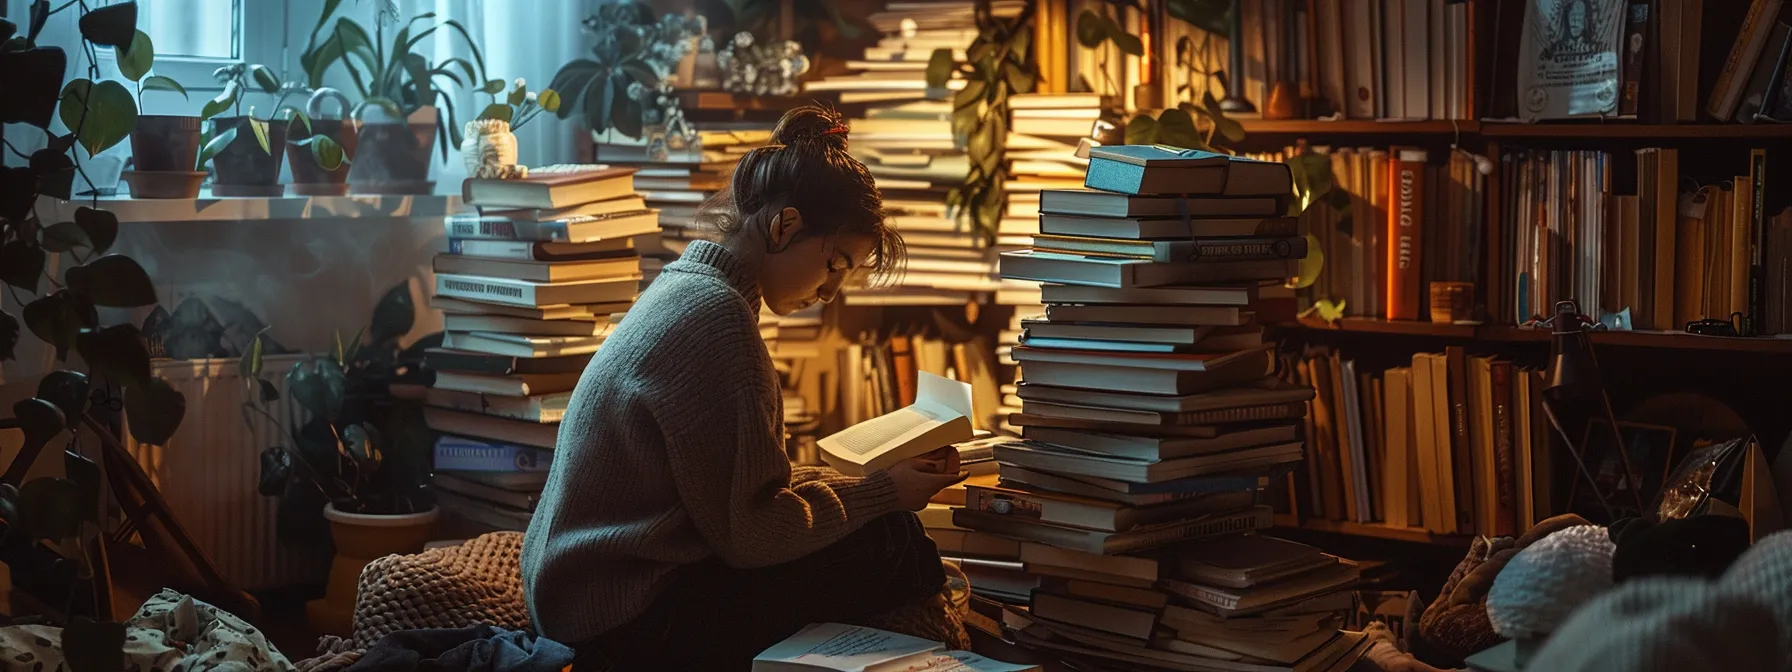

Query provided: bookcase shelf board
[675,90,835,113]
[1272,514,1472,547]
[37,193,463,225]
[1238,120,1481,135]
[1479,123,1792,139]
[1278,320,1792,354]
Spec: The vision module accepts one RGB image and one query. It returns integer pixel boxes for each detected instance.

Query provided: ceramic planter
[287,118,359,196]
[130,115,202,171]
[304,504,439,635]
[210,116,288,197]
[348,106,438,195]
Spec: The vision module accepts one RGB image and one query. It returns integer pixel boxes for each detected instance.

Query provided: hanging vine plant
[925,0,1038,245]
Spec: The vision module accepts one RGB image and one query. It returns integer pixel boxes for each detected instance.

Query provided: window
[136,0,241,61]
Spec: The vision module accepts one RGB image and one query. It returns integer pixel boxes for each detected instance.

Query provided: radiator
[125,355,332,591]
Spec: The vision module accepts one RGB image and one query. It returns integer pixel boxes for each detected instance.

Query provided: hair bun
[772,104,850,149]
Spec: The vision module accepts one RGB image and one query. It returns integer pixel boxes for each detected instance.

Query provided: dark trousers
[572,512,946,672]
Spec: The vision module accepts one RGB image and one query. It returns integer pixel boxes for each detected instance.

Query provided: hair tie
[821,125,849,136]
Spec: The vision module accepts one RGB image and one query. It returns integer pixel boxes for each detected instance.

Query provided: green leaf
[483,78,507,95]
[282,107,312,135]
[1125,115,1158,145]
[285,357,346,420]
[123,376,185,445]
[258,378,279,403]
[1202,90,1246,143]
[201,81,239,121]
[140,75,188,99]
[23,290,97,361]
[1166,0,1232,36]
[259,447,292,496]
[507,83,527,106]
[250,118,271,154]
[40,221,91,253]
[240,326,268,380]
[13,397,66,448]
[620,60,660,88]
[197,125,237,168]
[1006,66,1037,94]
[476,102,511,122]
[369,281,414,345]
[1155,108,1202,149]
[116,30,153,82]
[547,59,601,119]
[76,324,154,389]
[79,80,135,155]
[306,134,345,171]
[58,78,94,134]
[1075,10,1106,48]
[1009,26,1032,60]
[1110,30,1145,57]
[74,207,119,255]
[77,1,136,48]
[251,64,281,93]
[925,48,957,89]
[0,309,17,361]
[19,478,83,541]
[537,88,561,113]
[34,370,90,429]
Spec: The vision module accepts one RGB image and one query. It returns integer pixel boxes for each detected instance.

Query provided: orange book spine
[1388,148,1429,320]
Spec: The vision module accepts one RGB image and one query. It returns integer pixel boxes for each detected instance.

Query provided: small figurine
[462,119,527,180]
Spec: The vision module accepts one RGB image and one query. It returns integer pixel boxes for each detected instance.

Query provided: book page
[755,623,938,670]
[822,373,974,458]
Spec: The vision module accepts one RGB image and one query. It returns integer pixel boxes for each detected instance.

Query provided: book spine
[442,216,570,242]
[432,439,550,472]
[447,238,540,261]
[1750,148,1769,334]
[1083,159,1147,195]
[1618,1,1650,116]
[437,274,539,307]
[1171,402,1307,425]
[1708,0,1781,120]
[1490,359,1517,537]
[1445,346,1475,534]
[1109,506,1271,555]
[1168,580,1242,610]
[1154,237,1310,263]
[1388,149,1427,320]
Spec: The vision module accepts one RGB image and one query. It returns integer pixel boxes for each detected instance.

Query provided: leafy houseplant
[300,0,490,193]
[924,0,1038,244]
[197,62,302,196]
[462,79,561,179]
[1,0,188,649]
[109,27,205,198]
[240,282,439,634]
[549,3,703,140]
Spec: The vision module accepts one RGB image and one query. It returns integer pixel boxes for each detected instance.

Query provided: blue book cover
[433,435,552,472]
[1085,145,1290,197]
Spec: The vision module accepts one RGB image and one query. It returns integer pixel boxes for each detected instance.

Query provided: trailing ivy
[926,0,1038,245]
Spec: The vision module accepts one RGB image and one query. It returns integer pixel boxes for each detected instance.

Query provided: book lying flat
[998,465,1260,503]
[752,622,1038,671]
[1159,560,1360,618]
[1030,590,1158,641]
[1040,303,1254,326]
[964,484,1256,532]
[1000,250,1296,288]
[446,234,647,261]
[480,194,647,221]
[1021,424,1301,461]
[1039,189,1284,219]
[951,505,1272,555]
[1038,282,1258,305]
[424,347,590,376]
[1015,380,1316,413]
[1039,213,1300,240]
[429,296,626,320]
[1019,400,1308,426]
[432,471,544,512]
[424,388,570,424]
[463,166,638,209]
[443,209,662,244]
[435,273,640,308]
[994,441,1304,483]
[1012,344,1274,373]
[1032,235,1308,263]
[1005,413,1247,437]
[432,434,550,473]
[441,331,607,359]
[1085,145,1294,197]
[1172,535,1334,589]
[819,372,975,476]
[442,313,615,337]
[432,369,583,397]
[431,254,643,283]
[423,407,559,449]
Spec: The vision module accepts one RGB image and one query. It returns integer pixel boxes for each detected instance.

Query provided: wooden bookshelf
[1480,122,1792,139]
[1238,119,1479,135]
[1280,319,1792,354]
[1272,514,1472,546]
[676,90,825,113]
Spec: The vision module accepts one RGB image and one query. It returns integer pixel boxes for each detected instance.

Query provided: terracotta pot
[129,115,202,172]
[304,504,439,635]
[210,116,288,197]
[121,170,205,199]
[348,106,439,195]
[287,118,359,196]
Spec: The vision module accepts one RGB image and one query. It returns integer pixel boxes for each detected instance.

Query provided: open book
[820,372,975,477]
[753,622,1038,671]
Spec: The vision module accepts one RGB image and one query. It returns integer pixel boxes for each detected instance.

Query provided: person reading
[521,105,967,671]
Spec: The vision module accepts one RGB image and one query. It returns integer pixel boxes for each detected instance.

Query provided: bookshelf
[1272,514,1472,547]
[1280,319,1792,354]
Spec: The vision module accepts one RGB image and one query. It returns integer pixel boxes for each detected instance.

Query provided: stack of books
[423,166,660,533]
[591,126,774,265]
[805,1,1020,305]
[969,145,1369,669]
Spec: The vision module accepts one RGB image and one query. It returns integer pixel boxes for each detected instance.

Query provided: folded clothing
[344,625,573,672]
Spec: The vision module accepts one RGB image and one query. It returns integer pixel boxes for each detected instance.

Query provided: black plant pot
[129,115,202,171]
[287,118,359,196]
[211,116,288,197]
[348,108,438,195]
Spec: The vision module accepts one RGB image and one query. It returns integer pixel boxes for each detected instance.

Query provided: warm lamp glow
[1140,13,1152,84]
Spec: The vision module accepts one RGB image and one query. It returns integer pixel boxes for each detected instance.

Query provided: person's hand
[910,445,961,475]
[887,456,967,511]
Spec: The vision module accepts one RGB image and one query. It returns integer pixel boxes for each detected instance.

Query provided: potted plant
[196,63,296,197]
[287,87,356,195]
[100,28,204,198]
[460,78,560,179]
[241,281,439,635]
[548,3,703,141]
[301,7,490,194]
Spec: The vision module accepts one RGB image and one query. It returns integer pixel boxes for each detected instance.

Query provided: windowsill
[38,189,463,225]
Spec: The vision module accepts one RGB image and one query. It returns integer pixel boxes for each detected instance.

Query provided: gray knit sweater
[520,240,902,643]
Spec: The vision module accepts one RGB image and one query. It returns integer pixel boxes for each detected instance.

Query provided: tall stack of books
[972,146,1369,669]
[805,1,1020,305]
[424,166,660,533]
[592,127,774,266]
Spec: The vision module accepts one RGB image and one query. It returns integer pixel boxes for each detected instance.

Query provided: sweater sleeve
[649,314,901,569]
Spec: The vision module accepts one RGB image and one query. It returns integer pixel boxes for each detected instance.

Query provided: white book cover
[819,372,975,476]
[753,623,1037,671]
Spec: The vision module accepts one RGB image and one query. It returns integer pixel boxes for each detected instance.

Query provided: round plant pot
[210,117,289,197]
[288,118,359,196]
[121,170,206,199]
[304,504,439,635]
[348,106,438,195]
[129,115,202,172]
